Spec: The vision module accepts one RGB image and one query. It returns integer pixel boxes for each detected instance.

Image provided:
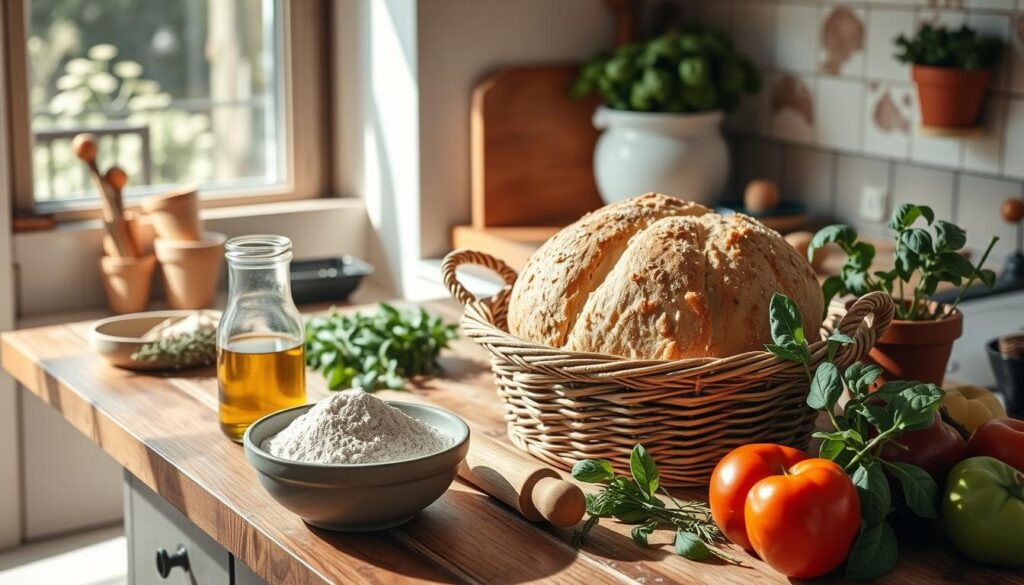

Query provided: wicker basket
[442,249,895,486]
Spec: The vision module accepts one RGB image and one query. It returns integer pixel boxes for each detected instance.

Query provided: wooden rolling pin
[458,432,585,527]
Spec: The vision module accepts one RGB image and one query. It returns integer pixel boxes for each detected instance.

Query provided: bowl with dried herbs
[91,309,219,370]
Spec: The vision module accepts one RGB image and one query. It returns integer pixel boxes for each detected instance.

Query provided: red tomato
[709,444,860,579]
[709,444,807,550]
[879,411,966,480]
[965,418,1024,472]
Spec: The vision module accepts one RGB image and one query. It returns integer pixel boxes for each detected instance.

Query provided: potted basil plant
[572,28,760,205]
[894,24,1002,128]
[809,204,998,385]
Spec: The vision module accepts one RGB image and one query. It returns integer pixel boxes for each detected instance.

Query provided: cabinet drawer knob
[155,545,190,579]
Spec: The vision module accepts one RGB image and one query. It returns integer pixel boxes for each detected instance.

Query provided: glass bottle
[217,234,306,442]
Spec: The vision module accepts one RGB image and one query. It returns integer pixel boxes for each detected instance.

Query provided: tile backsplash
[695,0,1024,260]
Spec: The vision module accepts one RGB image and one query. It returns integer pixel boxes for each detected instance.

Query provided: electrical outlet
[860,185,887,222]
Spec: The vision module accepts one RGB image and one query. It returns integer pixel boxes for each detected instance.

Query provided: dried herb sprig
[571,445,739,564]
[131,328,217,369]
[305,303,458,392]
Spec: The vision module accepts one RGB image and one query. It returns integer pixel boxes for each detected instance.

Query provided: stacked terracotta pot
[142,188,226,310]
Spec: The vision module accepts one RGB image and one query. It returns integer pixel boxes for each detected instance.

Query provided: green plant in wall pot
[808,203,998,386]
[571,28,761,206]
[894,24,1003,129]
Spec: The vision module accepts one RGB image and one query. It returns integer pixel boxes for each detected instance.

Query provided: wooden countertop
[2,300,1020,585]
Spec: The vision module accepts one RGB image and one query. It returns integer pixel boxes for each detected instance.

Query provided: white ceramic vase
[592,106,729,205]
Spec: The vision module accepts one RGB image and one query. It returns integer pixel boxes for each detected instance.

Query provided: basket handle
[442,249,520,308]
[830,291,895,363]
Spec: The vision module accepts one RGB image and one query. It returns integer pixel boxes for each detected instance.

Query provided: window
[4,0,329,214]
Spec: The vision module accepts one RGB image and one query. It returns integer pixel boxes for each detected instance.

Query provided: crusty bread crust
[507,193,823,359]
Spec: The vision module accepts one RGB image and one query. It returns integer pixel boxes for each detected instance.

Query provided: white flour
[261,390,452,464]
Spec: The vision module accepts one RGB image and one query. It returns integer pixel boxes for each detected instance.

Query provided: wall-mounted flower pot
[867,302,963,386]
[592,106,728,205]
[912,65,992,129]
[142,187,202,241]
[99,254,157,315]
[154,232,226,309]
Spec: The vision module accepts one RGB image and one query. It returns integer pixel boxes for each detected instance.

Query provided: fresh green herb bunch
[895,24,1003,70]
[809,203,997,321]
[767,293,944,581]
[131,329,216,369]
[571,28,761,113]
[304,303,458,392]
[571,445,738,564]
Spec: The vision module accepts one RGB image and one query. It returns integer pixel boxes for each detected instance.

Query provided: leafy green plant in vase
[809,203,998,385]
[572,29,760,205]
[894,24,1003,129]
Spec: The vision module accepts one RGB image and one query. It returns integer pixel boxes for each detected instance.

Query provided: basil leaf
[819,439,845,461]
[844,363,883,396]
[889,203,934,231]
[872,380,918,403]
[812,428,864,445]
[807,362,843,411]
[938,251,974,279]
[890,384,944,431]
[572,459,616,484]
[978,268,997,289]
[764,343,808,364]
[631,520,658,546]
[862,403,894,432]
[769,293,806,346]
[883,461,938,519]
[901,228,934,256]
[674,531,712,561]
[845,522,899,581]
[630,444,660,496]
[934,220,966,251]
[852,462,891,527]
[810,225,857,258]
[821,275,847,314]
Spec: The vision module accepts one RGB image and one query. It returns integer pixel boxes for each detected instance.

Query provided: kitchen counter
[2,299,1021,584]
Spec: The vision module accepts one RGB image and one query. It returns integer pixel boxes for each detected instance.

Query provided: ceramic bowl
[243,401,470,532]
[90,310,219,370]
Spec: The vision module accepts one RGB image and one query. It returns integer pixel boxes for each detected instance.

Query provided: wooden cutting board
[470,66,604,228]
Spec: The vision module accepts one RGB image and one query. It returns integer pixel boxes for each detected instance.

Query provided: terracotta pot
[99,254,157,315]
[912,65,992,128]
[154,232,226,309]
[103,210,146,258]
[867,301,963,386]
[142,187,202,241]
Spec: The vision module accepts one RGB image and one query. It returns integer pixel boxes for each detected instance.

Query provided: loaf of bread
[506,193,823,360]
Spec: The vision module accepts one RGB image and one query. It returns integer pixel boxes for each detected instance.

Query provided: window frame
[2,0,332,220]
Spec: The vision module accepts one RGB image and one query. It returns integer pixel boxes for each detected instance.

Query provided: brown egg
[71,133,98,162]
[1002,198,1024,224]
[744,179,780,213]
[106,166,128,191]
[785,231,825,271]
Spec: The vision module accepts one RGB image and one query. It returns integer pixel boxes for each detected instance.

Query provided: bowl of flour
[243,389,470,532]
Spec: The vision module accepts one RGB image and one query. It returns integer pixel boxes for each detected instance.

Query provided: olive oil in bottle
[217,333,306,441]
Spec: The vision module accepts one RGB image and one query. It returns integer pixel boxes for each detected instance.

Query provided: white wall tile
[910,91,964,168]
[962,96,1006,174]
[782,146,836,217]
[770,73,818,144]
[964,0,1015,10]
[866,7,916,82]
[864,82,914,158]
[834,154,892,235]
[893,163,956,221]
[956,173,1022,261]
[916,7,968,29]
[775,2,820,73]
[1009,13,1024,94]
[734,2,776,67]
[966,12,1011,90]
[816,77,865,151]
[1003,98,1024,178]
[819,5,866,76]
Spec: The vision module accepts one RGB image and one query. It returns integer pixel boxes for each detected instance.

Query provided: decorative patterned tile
[733,2,775,67]
[834,154,892,235]
[962,96,1006,174]
[864,82,914,158]
[816,77,865,151]
[866,7,916,82]
[1003,98,1024,178]
[956,173,1022,261]
[782,146,836,217]
[819,5,866,76]
[769,73,818,144]
[893,163,956,221]
[775,2,820,73]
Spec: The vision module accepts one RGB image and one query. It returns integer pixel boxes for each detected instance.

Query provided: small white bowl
[90,310,219,370]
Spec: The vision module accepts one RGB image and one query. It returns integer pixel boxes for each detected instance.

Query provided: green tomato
[943,456,1024,567]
